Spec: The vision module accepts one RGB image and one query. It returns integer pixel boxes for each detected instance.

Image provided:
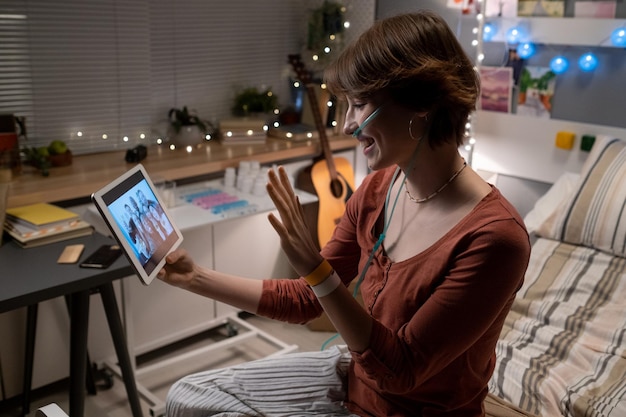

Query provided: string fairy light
[464,0,486,167]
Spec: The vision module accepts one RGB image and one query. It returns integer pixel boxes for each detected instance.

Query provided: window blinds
[0,0,307,154]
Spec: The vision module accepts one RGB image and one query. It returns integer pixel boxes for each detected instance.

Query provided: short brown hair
[324,10,479,147]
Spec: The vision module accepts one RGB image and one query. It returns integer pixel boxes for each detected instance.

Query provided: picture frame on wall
[479,66,514,114]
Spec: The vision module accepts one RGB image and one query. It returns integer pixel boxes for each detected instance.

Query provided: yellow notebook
[6,203,79,228]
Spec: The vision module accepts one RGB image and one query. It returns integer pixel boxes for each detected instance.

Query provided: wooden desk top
[6,135,356,208]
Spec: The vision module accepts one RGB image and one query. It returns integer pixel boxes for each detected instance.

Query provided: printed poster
[485,0,518,17]
[574,0,616,18]
[518,0,565,16]
[517,66,556,119]
[479,66,514,113]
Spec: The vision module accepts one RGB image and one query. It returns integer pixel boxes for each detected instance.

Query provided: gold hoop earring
[408,113,425,141]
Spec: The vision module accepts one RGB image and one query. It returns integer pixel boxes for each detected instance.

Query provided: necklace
[405,160,467,203]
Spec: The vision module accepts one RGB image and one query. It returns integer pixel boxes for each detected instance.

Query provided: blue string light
[578,52,598,72]
[506,26,525,44]
[611,27,626,47]
[517,42,536,59]
[483,22,497,41]
[492,22,626,72]
[550,55,569,74]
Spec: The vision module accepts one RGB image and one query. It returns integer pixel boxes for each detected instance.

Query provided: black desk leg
[64,294,97,395]
[22,303,38,416]
[69,291,90,417]
[98,283,143,417]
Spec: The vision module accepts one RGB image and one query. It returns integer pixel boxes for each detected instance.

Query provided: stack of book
[218,117,268,145]
[4,202,93,248]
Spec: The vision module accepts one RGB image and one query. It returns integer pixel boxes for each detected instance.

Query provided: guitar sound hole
[330,179,344,199]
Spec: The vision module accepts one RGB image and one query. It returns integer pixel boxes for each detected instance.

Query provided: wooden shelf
[6,135,357,208]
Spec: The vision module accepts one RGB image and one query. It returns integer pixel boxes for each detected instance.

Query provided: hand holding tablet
[91,164,184,285]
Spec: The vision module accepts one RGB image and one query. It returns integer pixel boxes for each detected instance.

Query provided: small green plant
[168,106,215,134]
[22,141,68,177]
[231,87,278,117]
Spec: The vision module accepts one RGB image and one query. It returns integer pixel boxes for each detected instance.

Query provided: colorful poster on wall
[517,66,556,119]
[485,0,518,17]
[517,0,565,16]
[479,66,514,113]
[574,0,616,18]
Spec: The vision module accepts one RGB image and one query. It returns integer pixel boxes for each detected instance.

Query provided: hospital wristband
[311,271,342,298]
[304,260,333,286]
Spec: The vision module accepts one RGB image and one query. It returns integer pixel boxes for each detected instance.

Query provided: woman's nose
[343,115,357,136]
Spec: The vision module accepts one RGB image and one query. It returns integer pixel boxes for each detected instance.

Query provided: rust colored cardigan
[258,166,531,416]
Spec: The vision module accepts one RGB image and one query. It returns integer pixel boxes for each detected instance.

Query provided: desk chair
[36,403,69,417]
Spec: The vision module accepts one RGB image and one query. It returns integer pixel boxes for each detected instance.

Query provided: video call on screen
[106,177,176,274]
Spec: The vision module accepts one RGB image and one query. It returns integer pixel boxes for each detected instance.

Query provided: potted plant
[168,106,216,146]
[231,87,278,117]
[22,140,72,177]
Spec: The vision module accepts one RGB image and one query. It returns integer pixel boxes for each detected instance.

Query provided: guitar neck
[304,84,338,180]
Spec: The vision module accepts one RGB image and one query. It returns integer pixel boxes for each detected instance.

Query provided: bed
[488,135,626,416]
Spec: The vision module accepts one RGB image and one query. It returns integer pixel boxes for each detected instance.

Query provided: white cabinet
[126,225,217,355]
[212,210,298,317]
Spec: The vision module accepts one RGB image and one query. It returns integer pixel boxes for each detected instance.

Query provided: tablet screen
[92,164,183,285]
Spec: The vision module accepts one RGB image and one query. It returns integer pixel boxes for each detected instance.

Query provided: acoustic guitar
[288,54,355,248]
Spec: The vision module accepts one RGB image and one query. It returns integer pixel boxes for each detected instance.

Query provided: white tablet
[91,164,183,285]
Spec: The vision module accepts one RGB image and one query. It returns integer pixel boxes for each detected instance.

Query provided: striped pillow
[544,136,626,257]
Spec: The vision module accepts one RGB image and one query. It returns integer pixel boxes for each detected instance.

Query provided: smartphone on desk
[80,244,123,269]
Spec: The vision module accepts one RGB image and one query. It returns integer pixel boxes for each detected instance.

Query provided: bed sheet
[489,237,626,416]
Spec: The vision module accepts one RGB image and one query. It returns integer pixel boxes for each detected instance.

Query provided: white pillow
[524,172,580,234]
[542,136,626,257]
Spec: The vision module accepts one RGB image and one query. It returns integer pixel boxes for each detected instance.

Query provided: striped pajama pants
[165,345,362,417]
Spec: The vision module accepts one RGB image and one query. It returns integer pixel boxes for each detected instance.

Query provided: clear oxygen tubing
[321,166,407,350]
[320,116,423,351]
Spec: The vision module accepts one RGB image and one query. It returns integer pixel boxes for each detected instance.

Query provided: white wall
[473,110,626,183]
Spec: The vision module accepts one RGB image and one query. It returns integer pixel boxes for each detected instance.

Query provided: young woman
[158,10,531,416]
